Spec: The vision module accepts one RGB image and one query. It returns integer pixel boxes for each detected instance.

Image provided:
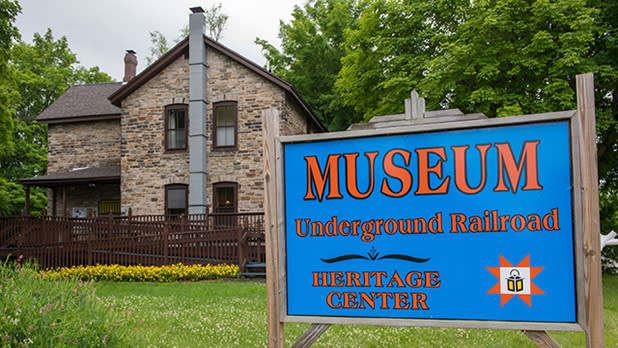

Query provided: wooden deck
[0,212,265,272]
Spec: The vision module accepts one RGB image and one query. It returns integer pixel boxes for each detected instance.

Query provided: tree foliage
[10,29,112,122]
[146,30,170,66]
[203,3,228,41]
[146,3,228,65]
[420,0,597,117]
[336,0,469,119]
[0,0,21,157]
[0,25,112,215]
[256,0,365,130]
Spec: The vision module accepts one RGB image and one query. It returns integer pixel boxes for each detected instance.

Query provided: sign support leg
[523,330,561,348]
[290,324,331,348]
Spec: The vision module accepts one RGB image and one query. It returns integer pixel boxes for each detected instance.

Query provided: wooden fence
[0,212,265,272]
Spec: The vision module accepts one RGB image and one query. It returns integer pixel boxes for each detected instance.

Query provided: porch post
[62,185,67,216]
[52,187,57,216]
[23,185,30,216]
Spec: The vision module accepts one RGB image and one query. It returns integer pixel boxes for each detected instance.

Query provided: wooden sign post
[263,73,604,348]
[576,73,604,348]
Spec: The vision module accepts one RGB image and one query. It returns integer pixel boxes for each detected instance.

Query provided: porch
[0,211,265,274]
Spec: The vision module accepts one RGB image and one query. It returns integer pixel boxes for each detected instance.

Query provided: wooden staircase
[241,262,266,278]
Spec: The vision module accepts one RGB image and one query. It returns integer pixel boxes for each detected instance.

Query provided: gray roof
[37,83,122,123]
[19,166,120,186]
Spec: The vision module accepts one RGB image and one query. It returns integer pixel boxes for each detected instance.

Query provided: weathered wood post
[163,219,169,265]
[41,208,47,243]
[263,108,284,348]
[128,207,133,234]
[237,227,246,273]
[87,225,93,266]
[23,185,30,216]
[576,73,604,348]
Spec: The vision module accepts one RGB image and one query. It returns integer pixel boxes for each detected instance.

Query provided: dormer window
[165,104,188,152]
[213,101,237,150]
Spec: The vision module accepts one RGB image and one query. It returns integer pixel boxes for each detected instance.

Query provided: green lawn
[96,275,618,348]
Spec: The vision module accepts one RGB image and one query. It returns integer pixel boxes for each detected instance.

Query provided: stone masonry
[47,119,121,174]
[46,119,121,215]
[121,47,312,215]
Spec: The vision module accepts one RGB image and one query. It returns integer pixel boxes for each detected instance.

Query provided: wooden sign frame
[263,73,603,347]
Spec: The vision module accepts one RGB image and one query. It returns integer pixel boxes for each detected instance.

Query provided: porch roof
[19,166,120,187]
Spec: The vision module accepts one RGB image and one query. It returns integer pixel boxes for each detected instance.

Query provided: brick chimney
[123,50,137,83]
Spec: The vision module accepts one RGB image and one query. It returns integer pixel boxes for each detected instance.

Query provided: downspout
[188,7,208,215]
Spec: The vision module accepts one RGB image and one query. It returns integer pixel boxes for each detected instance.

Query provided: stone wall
[120,47,317,215]
[205,48,286,213]
[121,56,191,215]
[47,119,121,174]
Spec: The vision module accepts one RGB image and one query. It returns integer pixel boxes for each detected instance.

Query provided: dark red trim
[165,184,188,215]
[164,104,189,153]
[212,101,238,151]
[38,114,121,124]
[109,37,190,107]
[213,182,238,213]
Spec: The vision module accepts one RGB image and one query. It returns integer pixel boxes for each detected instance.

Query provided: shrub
[0,257,129,347]
[43,263,240,282]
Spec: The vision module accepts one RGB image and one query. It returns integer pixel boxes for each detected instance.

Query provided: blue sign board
[283,120,576,323]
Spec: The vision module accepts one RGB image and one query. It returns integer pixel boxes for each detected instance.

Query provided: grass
[0,259,129,347]
[95,275,618,348]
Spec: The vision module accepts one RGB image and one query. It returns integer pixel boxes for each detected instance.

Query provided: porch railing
[0,212,265,272]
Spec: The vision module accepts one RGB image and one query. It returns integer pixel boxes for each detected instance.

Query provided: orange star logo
[487,254,544,306]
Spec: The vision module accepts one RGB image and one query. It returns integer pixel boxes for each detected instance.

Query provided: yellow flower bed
[42,263,239,282]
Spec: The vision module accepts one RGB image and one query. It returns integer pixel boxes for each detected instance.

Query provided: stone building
[21,8,324,217]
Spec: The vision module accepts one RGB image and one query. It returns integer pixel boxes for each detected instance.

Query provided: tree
[0,0,21,157]
[203,3,228,41]
[336,0,469,120]
[587,0,618,271]
[0,28,113,215]
[338,0,603,119]
[256,0,365,131]
[10,29,112,122]
[146,30,170,66]
[146,3,228,64]
[419,0,598,117]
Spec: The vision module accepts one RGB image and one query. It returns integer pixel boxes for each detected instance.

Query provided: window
[213,182,237,213]
[165,184,188,216]
[213,101,237,150]
[99,200,120,215]
[165,104,188,151]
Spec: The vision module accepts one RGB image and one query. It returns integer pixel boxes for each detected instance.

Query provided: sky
[15,0,304,81]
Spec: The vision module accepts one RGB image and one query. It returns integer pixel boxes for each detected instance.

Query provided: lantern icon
[506,269,524,292]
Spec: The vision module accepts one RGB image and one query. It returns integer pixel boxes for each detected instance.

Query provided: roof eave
[109,35,326,132]
[108,37,190,107]
[19,176,120,187]
[38,113,121,125]
[203,38,326,132]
